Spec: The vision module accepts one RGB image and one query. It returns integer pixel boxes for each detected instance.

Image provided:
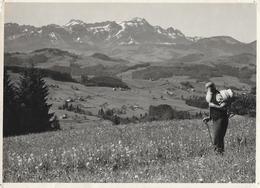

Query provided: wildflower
[198,178,204,183]
[18,159,22,166]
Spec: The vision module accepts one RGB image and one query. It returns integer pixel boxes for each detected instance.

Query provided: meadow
[3,116,255,183]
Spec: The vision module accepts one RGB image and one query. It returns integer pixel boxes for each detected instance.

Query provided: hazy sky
[5,3,256,43]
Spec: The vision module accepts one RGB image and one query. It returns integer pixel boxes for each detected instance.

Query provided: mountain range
[5,18,194,47]
[4,17,256,62]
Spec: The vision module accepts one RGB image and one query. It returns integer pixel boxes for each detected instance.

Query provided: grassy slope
[3,116,255,182]
[45,77,205,120]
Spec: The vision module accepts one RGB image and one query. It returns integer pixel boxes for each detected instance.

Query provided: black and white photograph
[2,1,257,183]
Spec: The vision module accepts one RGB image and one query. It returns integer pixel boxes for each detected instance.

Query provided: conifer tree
[3,70,19,136]
[18,66,54,133]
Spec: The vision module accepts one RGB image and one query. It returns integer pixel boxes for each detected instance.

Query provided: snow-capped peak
[154,26,167,35]
[131,17,146,22]
[64,19,86,27]
[167,27,185,37]
[187,36,202,42]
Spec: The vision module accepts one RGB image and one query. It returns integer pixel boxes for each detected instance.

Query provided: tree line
[5,66,76,83]
[98,105,204,125]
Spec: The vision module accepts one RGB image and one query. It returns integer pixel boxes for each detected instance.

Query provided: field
[3,115,255,183]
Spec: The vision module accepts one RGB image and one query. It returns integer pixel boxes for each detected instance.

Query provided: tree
[3,70,20,136]
[251,86,256,95]
[98,108,105,117]
[81,74,89,84]
[51,115,61,130]
[18,66,54,133]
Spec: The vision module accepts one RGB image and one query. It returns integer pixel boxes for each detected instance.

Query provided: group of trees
[98,108,148,125]
[98,108,121,125]
[184,95,209,109]
[4,67,60,137]
[58,101,92,115]
[6,66,76,83]
[81,75,130,89]
[148,104,203,121]
[230,93,256,117]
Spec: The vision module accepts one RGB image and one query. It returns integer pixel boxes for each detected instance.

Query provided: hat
[219,89,233,101]
[205,82,215,89]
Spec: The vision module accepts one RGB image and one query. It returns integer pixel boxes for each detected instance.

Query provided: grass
[3,116,255,183]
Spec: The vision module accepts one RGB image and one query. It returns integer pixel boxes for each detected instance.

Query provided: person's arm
[209,101,227,111]
[205,89,213,103]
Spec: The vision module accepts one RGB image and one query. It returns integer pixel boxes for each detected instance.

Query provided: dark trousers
[212,116,228,153]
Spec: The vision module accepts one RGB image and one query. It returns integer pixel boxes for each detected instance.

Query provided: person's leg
[213,118,222,152]
[218,117,229,153]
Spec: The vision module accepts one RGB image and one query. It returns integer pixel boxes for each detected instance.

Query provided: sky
[4,3,256,43]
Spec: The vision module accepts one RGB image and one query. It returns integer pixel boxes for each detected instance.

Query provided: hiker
[203,82,233,154]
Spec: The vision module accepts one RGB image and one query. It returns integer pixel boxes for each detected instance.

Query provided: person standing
[204,82,232,154]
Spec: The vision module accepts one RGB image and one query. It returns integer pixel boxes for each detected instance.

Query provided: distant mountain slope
[212,53,256,69]
[91,53,128,62]
[4,48,79,67]
[191,36,256,56]
[4,48,130,69]
[4,48,151,77]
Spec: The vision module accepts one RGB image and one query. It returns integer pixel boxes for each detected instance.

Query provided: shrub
[51,115,61,130]
[180,81,194,89]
